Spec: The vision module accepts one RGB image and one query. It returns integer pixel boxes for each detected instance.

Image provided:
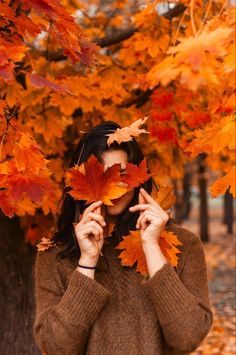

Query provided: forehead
[100,150,128,169]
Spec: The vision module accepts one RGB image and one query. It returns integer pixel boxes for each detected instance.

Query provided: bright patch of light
[155,2,176,16]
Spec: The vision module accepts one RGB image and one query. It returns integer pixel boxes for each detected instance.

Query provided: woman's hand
[129,188,169,247]
[74,200,106,262]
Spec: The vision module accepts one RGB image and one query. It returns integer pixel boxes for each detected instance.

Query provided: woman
[33,121,213,355]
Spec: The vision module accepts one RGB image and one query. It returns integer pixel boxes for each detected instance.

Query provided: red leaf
[65,155,128,205]
[122,159,152,189]
[27,74,70,93]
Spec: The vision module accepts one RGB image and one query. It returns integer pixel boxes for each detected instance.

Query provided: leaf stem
[190,0,197,36]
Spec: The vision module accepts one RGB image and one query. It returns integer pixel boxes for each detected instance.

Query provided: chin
[107,204,126,216]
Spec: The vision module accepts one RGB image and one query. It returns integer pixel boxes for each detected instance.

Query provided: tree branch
[96,26,137,47]
[29,3,186,62]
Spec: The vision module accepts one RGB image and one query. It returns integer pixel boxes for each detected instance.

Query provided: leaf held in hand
[122,159,152,189]
[65,155,128,205]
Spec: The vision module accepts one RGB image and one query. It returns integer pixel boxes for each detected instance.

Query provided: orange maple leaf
[159,230,183,267]
[13,133,47,174]
[65,155,128,205]
[36,237,55,252]
[116,230,148,275]
[116,229,182,276]
[153,185,176,210]
[106,116,149,146]
[209,166,235,198]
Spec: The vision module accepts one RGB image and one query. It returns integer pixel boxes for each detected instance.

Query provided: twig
[197,0,213,34]
[0,131,7,162]
[173,9,187,46]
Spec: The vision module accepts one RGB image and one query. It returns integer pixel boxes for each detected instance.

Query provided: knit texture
[33,222,213,355]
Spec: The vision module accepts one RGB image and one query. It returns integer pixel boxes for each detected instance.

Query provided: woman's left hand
[129,188,170,247]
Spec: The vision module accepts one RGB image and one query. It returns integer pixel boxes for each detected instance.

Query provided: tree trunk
[223,188,234,234]
[0,212,40,355]
[198,154,209,242]
[180,167,192,220]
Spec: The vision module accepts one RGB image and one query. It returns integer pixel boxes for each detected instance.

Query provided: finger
[140,188,167,213]
[136,211,156,229]
[89,220,104,235]
[94,206,101,215]
[139,191,146,205]
[82,225,102,241]
[129,204,150,212]
[140,188,156,204]
[137,210,169,229]
[83,200,103,217]
[86,221,103,237]
[83,212,106,227]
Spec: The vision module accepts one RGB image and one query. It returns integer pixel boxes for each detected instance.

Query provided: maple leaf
[116,229,182,276]
[150,126,178,144]
[159,230,183,267]
[209,167,235,198]
[106,116,149,146]
[13,133,47,174]
[65,155,128,205]
[186,115,235,156]
[122,159,152,189]
[27,74,70,94]
[7,173,54,203]
[153,185,176,210]
[183,111,212,128]
[36,237,55,252]
[147,27,233,91]
[116,230,148,275]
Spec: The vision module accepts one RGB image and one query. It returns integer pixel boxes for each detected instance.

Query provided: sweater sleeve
[33,248,112,355]
[140,234,213,353]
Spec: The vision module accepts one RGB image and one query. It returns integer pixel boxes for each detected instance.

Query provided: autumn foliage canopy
[0,0,235,271]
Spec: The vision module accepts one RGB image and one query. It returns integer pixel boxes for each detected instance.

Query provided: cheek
[124,190,134,204]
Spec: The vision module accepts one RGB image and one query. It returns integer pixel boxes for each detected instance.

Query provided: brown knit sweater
[33,222,213,355]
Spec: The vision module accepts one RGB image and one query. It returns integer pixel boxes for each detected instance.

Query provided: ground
[181,196,235,355]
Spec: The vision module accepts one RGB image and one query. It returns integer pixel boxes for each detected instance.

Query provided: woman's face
[100,149,135,216]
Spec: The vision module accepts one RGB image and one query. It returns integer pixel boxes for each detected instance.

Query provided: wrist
[142,240,160,253]
[79,255,98,267]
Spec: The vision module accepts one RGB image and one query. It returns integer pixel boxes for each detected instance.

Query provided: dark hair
[52,121,157,264]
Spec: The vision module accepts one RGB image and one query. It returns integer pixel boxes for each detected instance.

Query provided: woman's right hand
[74,200,106,263]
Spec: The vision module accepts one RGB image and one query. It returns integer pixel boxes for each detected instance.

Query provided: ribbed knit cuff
[58,269,112,325]
[141,263,192,316]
